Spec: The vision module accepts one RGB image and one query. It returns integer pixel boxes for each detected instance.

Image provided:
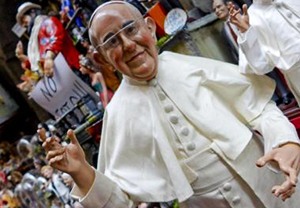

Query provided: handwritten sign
[31,53,99,118]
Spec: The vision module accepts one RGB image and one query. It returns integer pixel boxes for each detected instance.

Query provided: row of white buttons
[279,5,300,28]
[153,80,196,152]
[223,182,241,205]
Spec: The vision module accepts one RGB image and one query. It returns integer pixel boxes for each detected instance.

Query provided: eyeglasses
[95,19,143,51]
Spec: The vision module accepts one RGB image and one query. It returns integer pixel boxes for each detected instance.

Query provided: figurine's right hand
[39,128,87,175]
[228,2,250,33]
[39,128,96,196]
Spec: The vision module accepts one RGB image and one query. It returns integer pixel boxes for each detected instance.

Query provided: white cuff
[271,138,300,150]
[70,169,115,208]
[238,26,256,51]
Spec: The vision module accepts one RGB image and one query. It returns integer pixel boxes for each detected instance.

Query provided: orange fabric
[100,67,121,92]
[146,2,167,37]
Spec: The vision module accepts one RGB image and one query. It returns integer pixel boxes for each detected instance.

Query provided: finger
[295,162,300,175]
[279,164,298,186]
[49,155,64,165]
[38,128,47,142]
[242,4,248,16]
[256,150,276,167]
[281,186,295,201]
[230,19,239,25]
[43,136,61,152]
[42,136,54,151]
[229,7,235,15]
[291,155,300,175]
[227,1,233,9]
[272,176,294,197]
[232,9,241,18]
[67,129,79,145]
[46,148,65,161]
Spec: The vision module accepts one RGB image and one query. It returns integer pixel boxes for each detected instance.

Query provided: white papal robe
[71,52,300,208]
[238,0,300,104]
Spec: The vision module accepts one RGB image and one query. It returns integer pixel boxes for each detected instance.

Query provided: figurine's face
[21,15,31,28]
[41,167,53,179]
[91,4,158,81]
[213,0,229,21]
[61,173,73,187]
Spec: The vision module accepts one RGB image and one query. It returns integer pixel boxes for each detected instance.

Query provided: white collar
[123,75,154,86]
[253,0,273,5]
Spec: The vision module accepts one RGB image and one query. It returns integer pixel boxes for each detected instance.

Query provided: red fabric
[227,22,238,44]
[24,59,31,69]
[38,16,80,70]
[100,89,114,105]
[290,116,300,137]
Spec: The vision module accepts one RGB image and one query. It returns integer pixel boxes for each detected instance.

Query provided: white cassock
[71,52,300,208]
[238,0,300,104]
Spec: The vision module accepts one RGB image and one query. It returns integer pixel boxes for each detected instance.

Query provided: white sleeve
[70,170,136,208]
[238,26,275,75]
[248,100,300,154]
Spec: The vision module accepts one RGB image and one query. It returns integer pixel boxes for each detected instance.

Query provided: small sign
[31,53,99,118]
[11,23,27,38]
[164,8,187,35]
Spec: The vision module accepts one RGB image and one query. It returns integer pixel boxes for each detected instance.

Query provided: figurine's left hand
[44,50,55,77]
[256,143,300,201]
[44,58,54,77]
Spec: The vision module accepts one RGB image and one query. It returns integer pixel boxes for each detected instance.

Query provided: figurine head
[89,1,158,81]
[212,0,229,21]
[16,2,42,33]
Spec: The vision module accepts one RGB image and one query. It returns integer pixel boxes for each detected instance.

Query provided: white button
[223,183,231,192]
[164,105,173,113]
[187,142,196,151]
[170,115,178,124]
[158,92,166,100]
[232,196,241,204]
[286,11,293,18]
[180,127,189,136]
[149,79,157,86]
[276,0,283,7]
[178,145,185,151]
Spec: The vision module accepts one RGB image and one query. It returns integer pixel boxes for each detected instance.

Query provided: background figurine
[228,0,300,106]
[16,2,81,77]
[79,55,113,108]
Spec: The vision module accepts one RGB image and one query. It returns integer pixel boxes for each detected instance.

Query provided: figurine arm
[96,72,109,108]
[70,170,136,208]
[248,100,300,201]
[228,3,250,33]
[40,17,65,77]
[40,128,135,208]
[39,129,94,196]
[238,26,275,75]
[227,2,275,75]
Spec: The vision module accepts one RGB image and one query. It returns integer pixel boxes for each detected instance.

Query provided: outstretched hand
[228,2,250,33]
[44,58,54,77]
[256,143,300,201]
[39,128,87,175]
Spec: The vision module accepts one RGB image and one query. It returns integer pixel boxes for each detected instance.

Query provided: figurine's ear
[92,51,114,72]
[144,16,157,41]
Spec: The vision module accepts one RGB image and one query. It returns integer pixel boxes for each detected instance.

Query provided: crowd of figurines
[15,0,120,99]
[2,0,171,207]
[0,133,84,208]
